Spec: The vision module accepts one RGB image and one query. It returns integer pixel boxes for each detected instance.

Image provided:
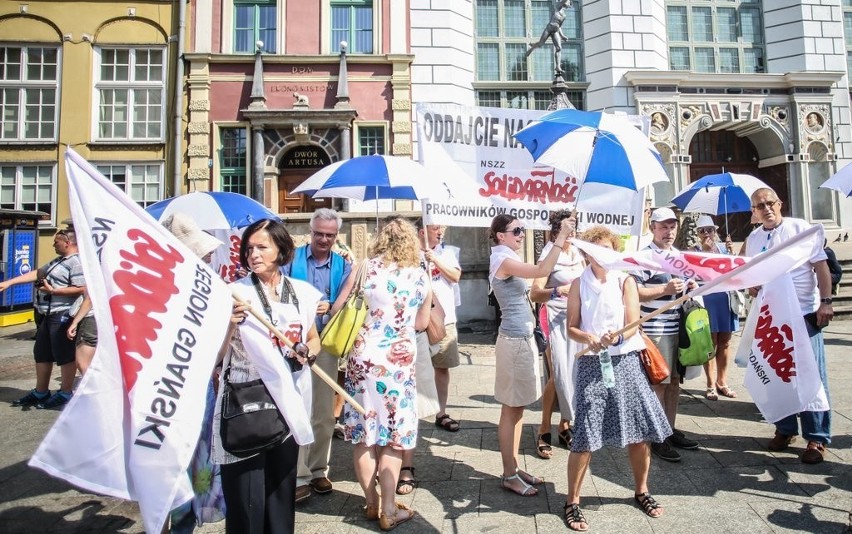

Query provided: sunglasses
[503,227,525,237]
[752,200,778,211]
[698,227,716,234]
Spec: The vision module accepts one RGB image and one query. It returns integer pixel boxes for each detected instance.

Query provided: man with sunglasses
[0,229,85,410]
[745,187,833,464]
[283,208,355,501]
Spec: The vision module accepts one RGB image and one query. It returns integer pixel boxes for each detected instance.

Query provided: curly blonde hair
[581,225,622,252]
[369,217,420,267]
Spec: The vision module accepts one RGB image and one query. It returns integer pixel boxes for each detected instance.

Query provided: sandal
[558,427,573,448]
[500,473,538,496]
[396,466,416,495]
[563,502,589,532]
[634,492,664,518]
[716,384,737,398]
[516,468,543,486]
[705,388,718,401]
[378,502,416,531]
[435,413,460,432]
[536,433,553,459]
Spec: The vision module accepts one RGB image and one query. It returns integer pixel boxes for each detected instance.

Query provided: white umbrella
[820,163,852,197]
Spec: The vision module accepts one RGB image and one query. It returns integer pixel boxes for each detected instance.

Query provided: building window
[356,124,386,155]
[0,46,59,142]
[666,1,765,73]
[234,0,277,53]
[475,0,585,83]
[331,1,373,54]
[844,1,852,77]
[0,164,55,221]
[476,89,584,110]
[96,163,163,207]
[220,128,248,195]
[94,47,166,142]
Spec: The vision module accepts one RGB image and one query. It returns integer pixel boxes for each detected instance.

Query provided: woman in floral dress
[343,217,432,531]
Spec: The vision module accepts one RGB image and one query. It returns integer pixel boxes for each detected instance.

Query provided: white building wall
[583,0,668,112]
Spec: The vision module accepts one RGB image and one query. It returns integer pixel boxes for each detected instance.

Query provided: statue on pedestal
[525,0,572,76]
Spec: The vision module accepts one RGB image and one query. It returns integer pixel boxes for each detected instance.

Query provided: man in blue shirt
[284,208,354,501]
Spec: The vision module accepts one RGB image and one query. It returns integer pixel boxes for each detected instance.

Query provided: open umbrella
[513,109,669,192]
[145,191,277,230]
[820,162,852,197]
[291,154,448,201]
[670,172,768,234]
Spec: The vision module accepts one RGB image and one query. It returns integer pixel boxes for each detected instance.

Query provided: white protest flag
[571,225,820,295]
[29,149,233,533]
[734,274,829,422]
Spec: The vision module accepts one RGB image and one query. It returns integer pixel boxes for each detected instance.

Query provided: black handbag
[219,275,301,457]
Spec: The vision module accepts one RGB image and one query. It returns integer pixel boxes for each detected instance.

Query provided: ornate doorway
[688,130,788,241]
[277,146,332,214]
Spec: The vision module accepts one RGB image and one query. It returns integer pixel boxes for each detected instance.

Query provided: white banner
[734,274,829,422]
[210,228,244,283]
[415,102,645,234]
[30,149,234,533]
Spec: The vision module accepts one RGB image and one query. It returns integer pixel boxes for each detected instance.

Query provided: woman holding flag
[563,225,670,531]
[214,218,321,534]
[488,214,573,497]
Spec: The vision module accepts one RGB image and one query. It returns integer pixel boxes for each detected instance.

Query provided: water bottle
[599,350,615,389]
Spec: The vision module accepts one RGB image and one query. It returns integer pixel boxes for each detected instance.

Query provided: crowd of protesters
[0,186,839,533]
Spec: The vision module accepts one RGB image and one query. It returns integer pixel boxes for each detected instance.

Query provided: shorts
[75,316,98,347]
[646,333,679,385]
[430,323,460,369]
[494,333,541,407]
[34,313,76,366]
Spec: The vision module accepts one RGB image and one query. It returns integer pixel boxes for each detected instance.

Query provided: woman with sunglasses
[488,214,573,496]
[692,214,738,400]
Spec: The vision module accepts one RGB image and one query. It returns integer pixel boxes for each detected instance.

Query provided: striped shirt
[631,244,682,336]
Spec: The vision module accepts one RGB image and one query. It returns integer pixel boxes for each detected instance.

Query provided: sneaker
[669,429,699,450]
[801,442,825,464]
[36,391,72,410]
[651,441,681,462]
[12,389,50,407]
[767,432,795,452]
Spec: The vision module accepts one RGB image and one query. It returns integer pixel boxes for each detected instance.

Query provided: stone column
[252,126,265,203]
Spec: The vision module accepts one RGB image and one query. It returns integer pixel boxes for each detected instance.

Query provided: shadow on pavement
[0,500,134,533]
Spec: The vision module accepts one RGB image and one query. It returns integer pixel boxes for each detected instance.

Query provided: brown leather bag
[638,331,670,385]
[426,293,447,344]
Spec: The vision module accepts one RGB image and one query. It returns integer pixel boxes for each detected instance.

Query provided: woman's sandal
[396,466,416,495]
[435,413,460,432]
[705,387,718,401]
[378,502,416,531]
[634,492,664,518]
[536,433,553,459]
[563,503,589,532]
[716,384,737,398]
[558,427,573,448]
[500,473,538,496]
[516,468,543,486]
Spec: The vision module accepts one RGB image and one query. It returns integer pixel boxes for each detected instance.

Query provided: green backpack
[678,299,715,366]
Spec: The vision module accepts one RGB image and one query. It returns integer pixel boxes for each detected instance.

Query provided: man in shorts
[0,229,85,410]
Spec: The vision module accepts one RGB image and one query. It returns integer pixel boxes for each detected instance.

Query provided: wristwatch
[820,297,833,305]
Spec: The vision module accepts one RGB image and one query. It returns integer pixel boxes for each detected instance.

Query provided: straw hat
[695,214,718,230]
[161,213,224,259]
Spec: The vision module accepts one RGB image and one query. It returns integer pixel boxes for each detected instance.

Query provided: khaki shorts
[75,316,98,347]
[430,323,459,369]
[647,333,679,384]
[494,333,541,407]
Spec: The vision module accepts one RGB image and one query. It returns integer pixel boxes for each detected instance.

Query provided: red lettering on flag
[110,229,184,392]
[754,304,796,383]
[479,169,578,203]
[682,253,747,274]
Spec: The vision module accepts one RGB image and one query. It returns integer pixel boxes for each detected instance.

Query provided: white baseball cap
[649,207,678,223]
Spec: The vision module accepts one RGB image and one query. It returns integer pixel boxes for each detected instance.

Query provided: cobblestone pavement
[0,321,850,533]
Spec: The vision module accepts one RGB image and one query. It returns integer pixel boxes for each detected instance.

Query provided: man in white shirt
[745,187,833,464]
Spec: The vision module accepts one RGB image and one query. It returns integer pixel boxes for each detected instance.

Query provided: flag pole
[574,225,819,357]
[231,290,367,415]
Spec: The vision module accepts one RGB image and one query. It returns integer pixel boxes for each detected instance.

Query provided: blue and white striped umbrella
[291,155,447,201]
[145,191,277,230]
[671,172,768,215]
[513,109,669,191]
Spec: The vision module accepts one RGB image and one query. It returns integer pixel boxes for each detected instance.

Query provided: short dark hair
[549,209,574,235]
[239,219,294,269]
[489,214,517,244]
